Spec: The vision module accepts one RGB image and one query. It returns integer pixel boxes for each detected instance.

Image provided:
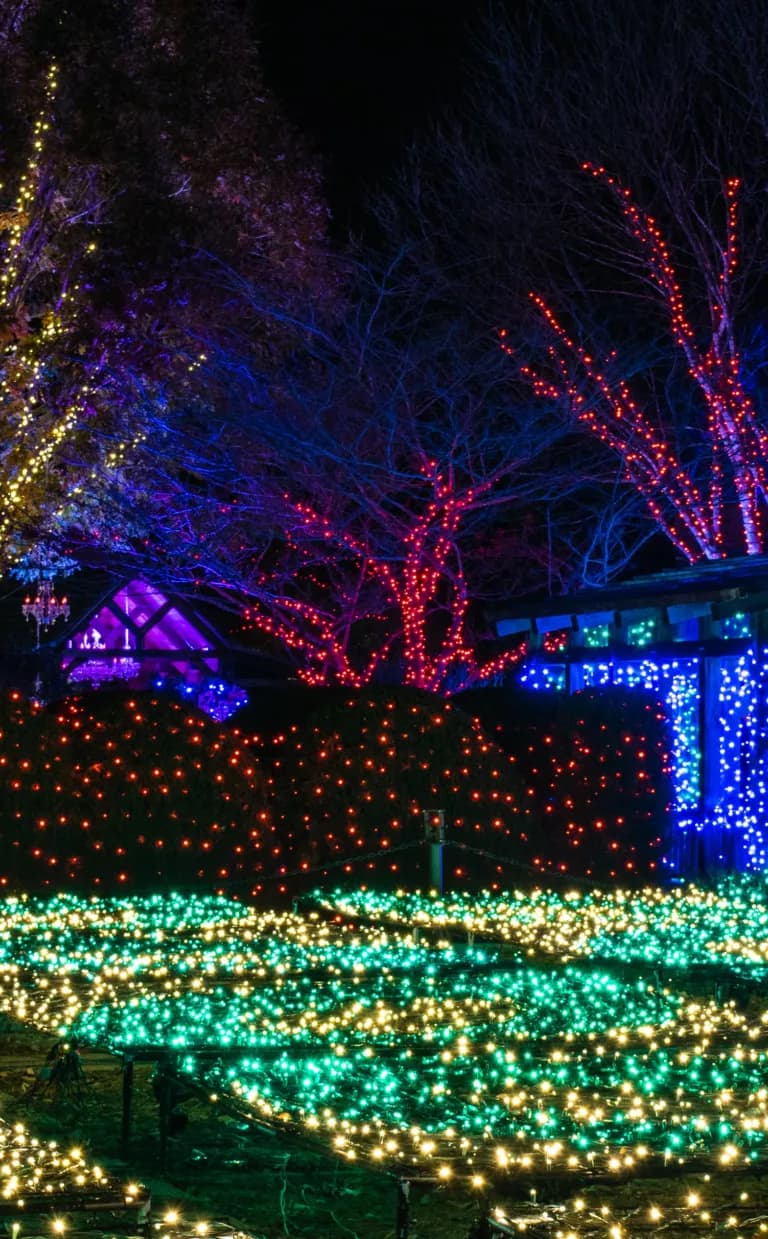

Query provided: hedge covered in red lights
[0,685,669,894]
[454,686,671,878]
[0,692,269,891]
[231,687,531,890]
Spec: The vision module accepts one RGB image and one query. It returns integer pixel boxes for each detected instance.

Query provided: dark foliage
[453,686,672,880]
[0,0,330,320]
[0,690,269,892]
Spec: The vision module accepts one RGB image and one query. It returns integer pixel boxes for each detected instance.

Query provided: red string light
[509,168,768,560]
[243,482,527,691]
[0,688,664,892]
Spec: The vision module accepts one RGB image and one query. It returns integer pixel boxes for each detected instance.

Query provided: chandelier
[22,577,70,647]
[67,657,141,688]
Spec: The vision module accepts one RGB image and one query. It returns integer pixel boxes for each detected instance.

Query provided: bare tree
[114,255,602,692]
[522,168,768,559]
[380,0,768,564]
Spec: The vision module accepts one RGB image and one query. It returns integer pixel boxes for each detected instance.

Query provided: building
[2,573,288,721]
[492,556,768,873]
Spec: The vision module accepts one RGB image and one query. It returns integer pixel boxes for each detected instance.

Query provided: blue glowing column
[700,656,722,826]
[519,640,768,871]
[714,653,756,866]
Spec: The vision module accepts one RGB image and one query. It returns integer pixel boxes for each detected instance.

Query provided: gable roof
[0,571,290,692]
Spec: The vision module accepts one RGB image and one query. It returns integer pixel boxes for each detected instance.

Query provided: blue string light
[519,639,768,871]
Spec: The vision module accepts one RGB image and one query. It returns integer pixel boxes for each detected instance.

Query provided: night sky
[255,0,487,224]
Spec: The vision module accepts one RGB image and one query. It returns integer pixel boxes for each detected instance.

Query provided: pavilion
[492,555,768,873]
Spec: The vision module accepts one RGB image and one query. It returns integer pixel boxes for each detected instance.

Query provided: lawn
[0,881,767,1235]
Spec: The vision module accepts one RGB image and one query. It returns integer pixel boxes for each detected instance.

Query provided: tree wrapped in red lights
[381,0,768,568]
[521,167,768,561]
[141,259,579,693]
[240,470,529,694]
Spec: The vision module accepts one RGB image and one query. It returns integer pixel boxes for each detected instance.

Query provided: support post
[423,809,446,896]
[430,841,444,895]
[157,1069,172,1172]
[472,1196,493,1239]
[395,1177,411,1239]
[121,1055,134,1147]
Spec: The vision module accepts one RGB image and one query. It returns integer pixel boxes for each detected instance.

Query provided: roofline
[491,555,768,626]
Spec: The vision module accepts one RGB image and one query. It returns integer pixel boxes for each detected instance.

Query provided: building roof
[491,555,768,638]
[0,570,290,694]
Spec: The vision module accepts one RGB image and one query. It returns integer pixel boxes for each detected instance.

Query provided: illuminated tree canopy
[0,65,144,570]
[0,0,331,572]
[10,0,768,684]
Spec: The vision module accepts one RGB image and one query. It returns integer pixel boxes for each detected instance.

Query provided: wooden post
[121,1055,134,1147]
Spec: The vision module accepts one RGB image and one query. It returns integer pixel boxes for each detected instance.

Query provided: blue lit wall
[518,619,766,873]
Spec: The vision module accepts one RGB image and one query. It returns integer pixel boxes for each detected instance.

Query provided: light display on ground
[0,1116,148,1230]
[0,1116,256,1239]
[2,886,768,1199]
[313,881,768,976]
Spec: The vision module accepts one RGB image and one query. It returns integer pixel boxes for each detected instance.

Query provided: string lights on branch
[242,474,527,693]
[506,166,768,561]
[0,66,150,569]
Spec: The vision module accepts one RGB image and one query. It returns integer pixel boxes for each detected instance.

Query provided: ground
[1,1021,767,1239]
[0,1022,481,1239]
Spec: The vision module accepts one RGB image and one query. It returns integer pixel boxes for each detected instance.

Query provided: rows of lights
[0,1116,253,1239]
[0,1117,148,1229]
[1,889,768,1191]
[313,880,768,977]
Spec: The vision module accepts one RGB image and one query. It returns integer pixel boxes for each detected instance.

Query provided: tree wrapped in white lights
[0,63,145,571]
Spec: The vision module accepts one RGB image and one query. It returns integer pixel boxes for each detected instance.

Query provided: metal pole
[121,1055,134,1146]
[430,841,444,895]
[424,809,446,895]
[395,1178,411,1239]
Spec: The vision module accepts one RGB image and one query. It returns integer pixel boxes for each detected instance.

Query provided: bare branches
[526,170,768,559]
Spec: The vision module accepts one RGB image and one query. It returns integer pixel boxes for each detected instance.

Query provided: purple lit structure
[61,579,248,721]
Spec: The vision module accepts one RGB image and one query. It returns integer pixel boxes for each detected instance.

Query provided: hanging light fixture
[22,577,70,647]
